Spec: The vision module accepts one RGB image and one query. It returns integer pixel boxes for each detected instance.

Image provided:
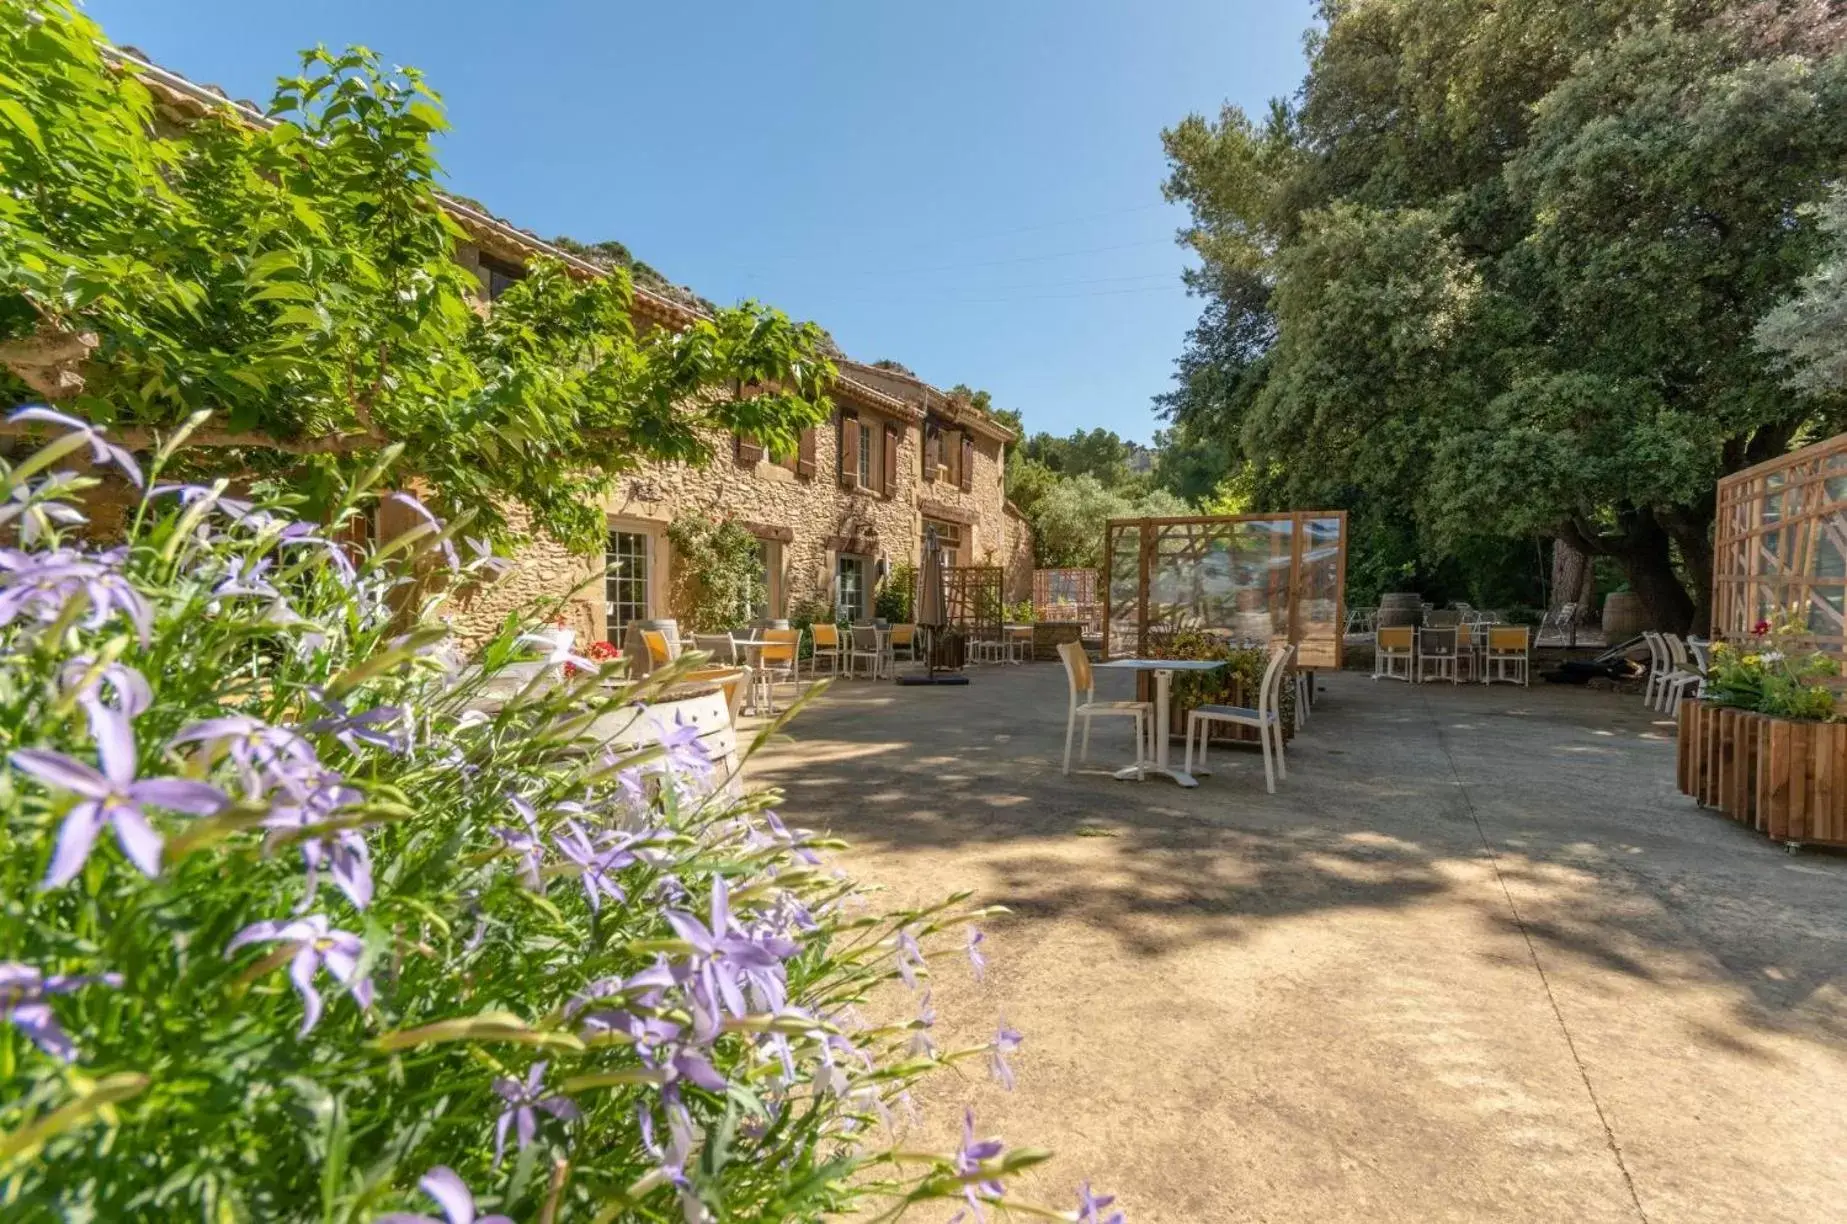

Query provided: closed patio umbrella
[900,523,967,686]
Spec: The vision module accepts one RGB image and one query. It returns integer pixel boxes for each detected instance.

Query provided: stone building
[115,45,1030,648]
[436,186,1032,647]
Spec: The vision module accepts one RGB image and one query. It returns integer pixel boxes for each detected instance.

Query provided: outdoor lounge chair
[1374,626,1415,682]
[639,628,678,672]
[1183,643,1293,794]
[1057,640,1151,778]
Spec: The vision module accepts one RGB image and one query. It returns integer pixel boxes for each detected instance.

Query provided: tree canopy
[1160,0,1847,630]
[0,2,836,551]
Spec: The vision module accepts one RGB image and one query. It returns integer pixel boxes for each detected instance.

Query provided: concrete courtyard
[747,664,1847,1223]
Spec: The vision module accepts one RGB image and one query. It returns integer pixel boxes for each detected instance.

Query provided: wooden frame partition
[1101,512,1348,669]
[943,565,1004,641]
[1713,432,1847,655]
[1033,567,1101,633]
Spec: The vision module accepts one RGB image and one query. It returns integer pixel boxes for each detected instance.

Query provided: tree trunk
[1611,510,1696,635]
[1549,536,1595,623]
[1660,503,1716,637]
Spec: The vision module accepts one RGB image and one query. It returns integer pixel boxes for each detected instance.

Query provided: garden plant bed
[1677,699,1847,847]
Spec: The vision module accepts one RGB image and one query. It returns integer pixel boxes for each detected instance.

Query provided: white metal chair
[755,628,801,713]
[1658,634,1705,715]
[1416,626,1460,684]
[1057,641,1151,778]
[1482,625,1530,685]
[1641,631,1671,710]
[886,624,921,670]
[846,624,884,679]
[1184,644,1293,794]
[1374,625,1415,682]
[1004,624,1033,664]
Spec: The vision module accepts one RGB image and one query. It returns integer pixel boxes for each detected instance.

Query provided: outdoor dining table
[726,637,780,714]
[1092,657,1227,787]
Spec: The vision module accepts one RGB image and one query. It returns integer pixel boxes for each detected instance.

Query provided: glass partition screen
[1103,512,1348,669]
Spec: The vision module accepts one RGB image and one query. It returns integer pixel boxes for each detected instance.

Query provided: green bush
[0,414,1104,1222]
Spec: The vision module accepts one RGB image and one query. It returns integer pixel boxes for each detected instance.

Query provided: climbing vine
[0,2,835,550]
[666,513,766,632]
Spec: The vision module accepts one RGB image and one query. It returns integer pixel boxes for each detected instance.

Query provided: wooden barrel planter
[1677,699,1847,847]
[1602,592,1647,640]
[1378,593,1423,629]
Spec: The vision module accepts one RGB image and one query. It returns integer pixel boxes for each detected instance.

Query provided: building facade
[117,46,1030,649]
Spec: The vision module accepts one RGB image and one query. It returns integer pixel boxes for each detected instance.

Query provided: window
[924,519,962,569]
[836,555,867,622]
[605,530,650,643]
[479,252,526,301]
[857,422,873,489]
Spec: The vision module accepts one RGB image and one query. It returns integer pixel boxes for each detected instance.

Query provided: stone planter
[1678,699,1847,846]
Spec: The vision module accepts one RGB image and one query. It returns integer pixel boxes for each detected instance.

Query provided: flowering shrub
[0,412,1114,1222]
[1705,614,1841,721]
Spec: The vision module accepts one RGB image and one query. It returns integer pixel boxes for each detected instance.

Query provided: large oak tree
[1161,0,1847,631]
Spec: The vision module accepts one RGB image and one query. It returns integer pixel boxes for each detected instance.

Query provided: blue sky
[87,1,1315,444]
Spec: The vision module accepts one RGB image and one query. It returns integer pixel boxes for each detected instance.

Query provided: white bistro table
[727,637,780,714]
[1092,658,1226,787]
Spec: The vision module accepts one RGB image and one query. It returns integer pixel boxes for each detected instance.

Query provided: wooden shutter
[796,427,816,479]
[735,433,764,465]
[839,411,860,489]
[959,433,975,492]
[923,425,938,482]
[882,424,899,497]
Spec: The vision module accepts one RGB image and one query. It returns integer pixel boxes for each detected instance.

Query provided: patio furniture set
[1372,609,1532,685]
[1057,639,1301,793]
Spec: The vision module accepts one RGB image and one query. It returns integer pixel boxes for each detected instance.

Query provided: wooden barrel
[1602,592,1647,639]
[1378,593,1423,628]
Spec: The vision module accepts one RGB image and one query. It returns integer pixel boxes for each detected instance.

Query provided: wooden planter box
[1678,699,1847,846]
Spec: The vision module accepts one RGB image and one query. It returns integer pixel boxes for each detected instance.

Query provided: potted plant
[1678,615,1846,846]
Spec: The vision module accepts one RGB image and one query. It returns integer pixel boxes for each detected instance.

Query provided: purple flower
[666,875,799,1034]
[304,689,405,755]
[966,927,987,982]
[463,536,512,580]
[386,492,459,569]
[12,707,227,889]
[170,714,321,800]
[376,1166,512,1224]
[639,1101,710,1223]
[516,629,598,677]
[552,819,639,913]
[907,989,937,1058]
[262,780,372,910]
[491,1061,580,1166]
[0,963,122,1062]
[212,556,278,600]
[493,795,545,891]
[0,474,87,544]
[7,407,143,486]
[224,915,374,1036]
[988,1016,1023,1091]
[0,548,153,644]
[657,715,711,781]
[58,656,152,717]
[951,1108,1007,1223]
[1076,1182,1125,1224]
[894,927,925,990]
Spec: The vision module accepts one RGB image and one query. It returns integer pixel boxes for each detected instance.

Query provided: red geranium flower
[1753,620,1771,636]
